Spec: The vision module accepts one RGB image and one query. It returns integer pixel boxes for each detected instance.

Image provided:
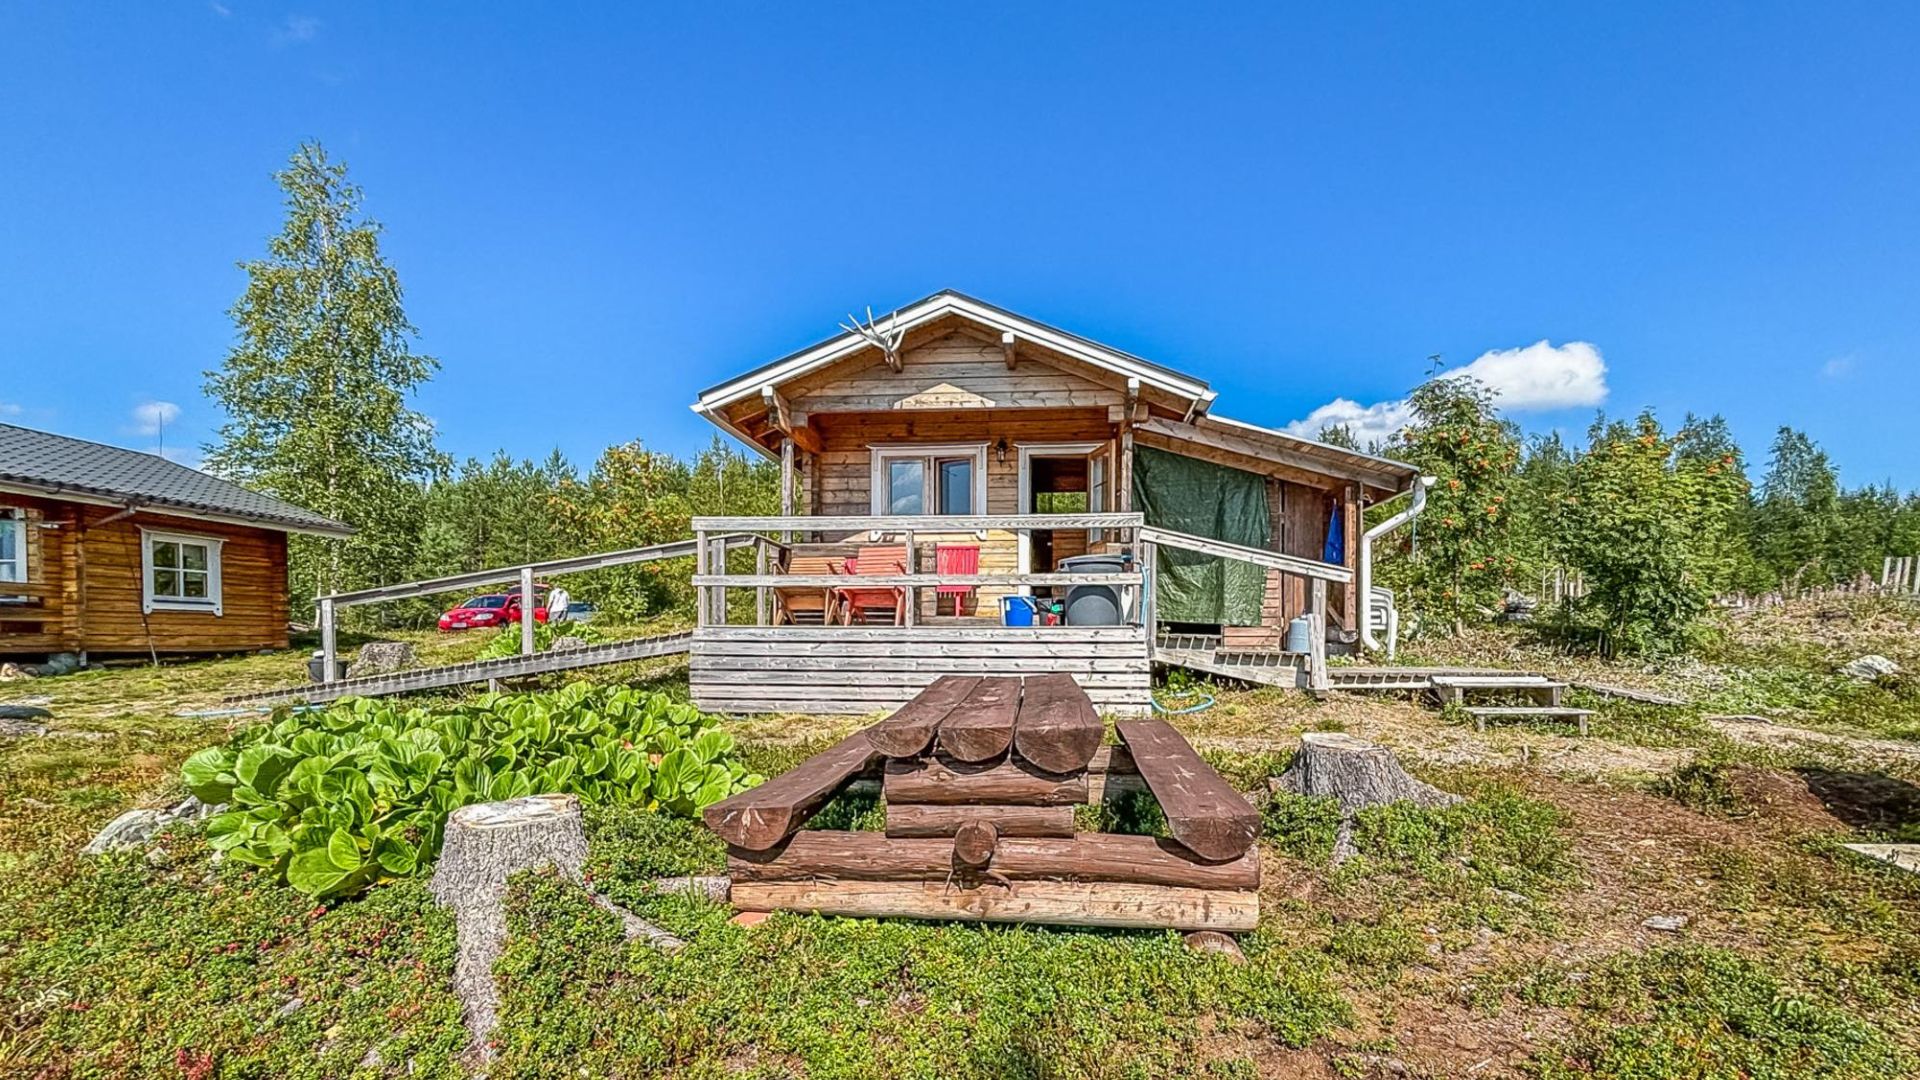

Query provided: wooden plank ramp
[224,630,694,707]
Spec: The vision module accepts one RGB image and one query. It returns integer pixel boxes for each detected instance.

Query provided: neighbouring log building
[0,424,350,659]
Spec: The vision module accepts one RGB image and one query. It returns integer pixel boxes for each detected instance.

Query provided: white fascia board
[1202,414,1419,487]
[694,294,1213,412]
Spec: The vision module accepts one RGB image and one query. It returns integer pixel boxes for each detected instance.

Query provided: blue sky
[3,4,1916,486]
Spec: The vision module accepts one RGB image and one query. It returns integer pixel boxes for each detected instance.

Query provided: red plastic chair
[934,543,981,616]
[837,544,909,625]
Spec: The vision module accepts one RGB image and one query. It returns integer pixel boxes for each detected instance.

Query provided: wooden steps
[1150,634,1304,690]
[1462,705,1595,736]
[1429,674,1567,707]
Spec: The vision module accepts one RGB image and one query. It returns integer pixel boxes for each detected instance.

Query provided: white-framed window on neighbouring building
[869,444,989,516]
[141,528,224,615]
[0,509,23,587]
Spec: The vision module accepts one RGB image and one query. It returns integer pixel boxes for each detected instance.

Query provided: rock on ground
[1840,654,1900,680]
[81,796,221,854]
[347,641,416,679]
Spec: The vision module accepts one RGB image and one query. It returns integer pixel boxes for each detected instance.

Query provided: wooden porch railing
[311,533,768,685]
[691,513,1147,630]
[1136,525,1348,692]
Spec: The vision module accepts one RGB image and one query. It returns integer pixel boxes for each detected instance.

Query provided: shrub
[180,683,761,899]
[474,619,606,660]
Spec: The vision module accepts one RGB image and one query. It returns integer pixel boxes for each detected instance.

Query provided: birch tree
[204,143,447,604]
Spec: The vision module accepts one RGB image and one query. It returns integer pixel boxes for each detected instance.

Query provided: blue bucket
[1000,595,1039,627]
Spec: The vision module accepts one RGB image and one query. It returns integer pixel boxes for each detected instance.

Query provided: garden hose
[1151,690,1216,715]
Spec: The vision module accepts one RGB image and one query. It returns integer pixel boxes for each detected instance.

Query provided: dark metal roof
[0,424,353,536]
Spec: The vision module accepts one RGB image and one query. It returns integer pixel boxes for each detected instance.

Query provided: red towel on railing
[934,544,980,596]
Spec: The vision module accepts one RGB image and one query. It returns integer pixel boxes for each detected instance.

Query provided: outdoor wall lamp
[995,437,1008,464]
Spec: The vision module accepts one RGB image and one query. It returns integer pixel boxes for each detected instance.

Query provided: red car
[437,591,549,632]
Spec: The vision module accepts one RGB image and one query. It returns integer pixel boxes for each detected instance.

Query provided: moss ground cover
[2,603,1917,1076]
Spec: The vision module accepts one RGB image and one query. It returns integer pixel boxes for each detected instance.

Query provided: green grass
[1521,947,1914,1080]
[487,871,1351,1080]
[0,834,468,1076]
[6,602,1920,1077]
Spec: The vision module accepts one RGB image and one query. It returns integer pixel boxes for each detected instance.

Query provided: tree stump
[429,794,686,1061]
[1270,733,1460,865]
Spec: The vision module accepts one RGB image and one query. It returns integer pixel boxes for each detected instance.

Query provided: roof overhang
[691,290,1218,421]
[1134,413,1419,497]
[0,480,356,538]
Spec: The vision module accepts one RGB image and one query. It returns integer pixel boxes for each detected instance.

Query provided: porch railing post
[1138,539,1156,632]
[902,529,916,627]
[319,596,337,684]
[694,529,708,628]
[520,566,536,656]
[1308,577,1330,694]
[755,537,769,626]
[711,535,728,625]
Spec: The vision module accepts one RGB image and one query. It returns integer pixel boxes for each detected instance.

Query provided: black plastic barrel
[1058,553,1130,626]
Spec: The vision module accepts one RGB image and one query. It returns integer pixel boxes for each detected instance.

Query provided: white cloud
[1451,340,1607,410]
[209,1,231,16]
[1821,355,1854,379]
[154,447,205,470]
[273,14,321,44]
[0,401,20,418]
[1287,340,1607,445]
[131,400,181,437]
[1286,397,1417,451]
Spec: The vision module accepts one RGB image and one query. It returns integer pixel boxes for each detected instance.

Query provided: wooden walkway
[224,631,694,707]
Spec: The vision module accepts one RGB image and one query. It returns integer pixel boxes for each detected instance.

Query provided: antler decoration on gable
[841,305,907,372]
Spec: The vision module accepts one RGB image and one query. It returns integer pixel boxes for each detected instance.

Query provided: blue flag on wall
[1323,498,1344,565]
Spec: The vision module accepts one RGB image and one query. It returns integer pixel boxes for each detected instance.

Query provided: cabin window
[141,529,224,615]
[869,444,988,516]
[0,510,22,584]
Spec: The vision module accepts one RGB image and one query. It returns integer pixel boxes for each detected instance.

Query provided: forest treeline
[203,143,1917,654]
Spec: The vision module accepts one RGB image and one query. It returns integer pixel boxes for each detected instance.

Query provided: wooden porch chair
[934,543,981,616]
[772,551,844,626]
[838,544,909,625]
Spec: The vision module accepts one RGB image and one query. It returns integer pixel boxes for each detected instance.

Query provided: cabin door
[1017,442,1111,586]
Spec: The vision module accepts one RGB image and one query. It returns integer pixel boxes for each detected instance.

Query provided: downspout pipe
[1358,476,1435,653]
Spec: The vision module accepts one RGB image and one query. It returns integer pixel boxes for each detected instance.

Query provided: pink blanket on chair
[934,544,980,596]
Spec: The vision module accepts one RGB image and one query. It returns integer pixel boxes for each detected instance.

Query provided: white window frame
[868,443,990,517]
[1014,441,1113,580]
[0,508,24,601]
[140,527,224,615]
[0,508,23,584]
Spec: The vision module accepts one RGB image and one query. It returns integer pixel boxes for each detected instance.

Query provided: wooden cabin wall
[0,495,290,656]
[74,507,290,654]
[807,408,1114,618]
[1223,479,1357,652]
[0,495,77,654]
[784,330,1124,413]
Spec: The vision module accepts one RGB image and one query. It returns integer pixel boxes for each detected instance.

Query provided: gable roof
[0,424,354,537]
[692,289,1218,414]
[690,290,1422,496]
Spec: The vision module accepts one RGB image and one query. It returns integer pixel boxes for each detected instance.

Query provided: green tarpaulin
[1131,444,1272,626]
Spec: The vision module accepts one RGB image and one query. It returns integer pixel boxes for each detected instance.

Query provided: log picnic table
[702,673,1263,932]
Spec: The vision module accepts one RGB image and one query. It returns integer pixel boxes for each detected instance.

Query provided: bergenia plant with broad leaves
[181,683,760,899]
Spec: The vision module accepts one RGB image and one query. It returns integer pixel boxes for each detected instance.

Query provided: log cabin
[686,290,1426,714]
[0,424,351,660]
